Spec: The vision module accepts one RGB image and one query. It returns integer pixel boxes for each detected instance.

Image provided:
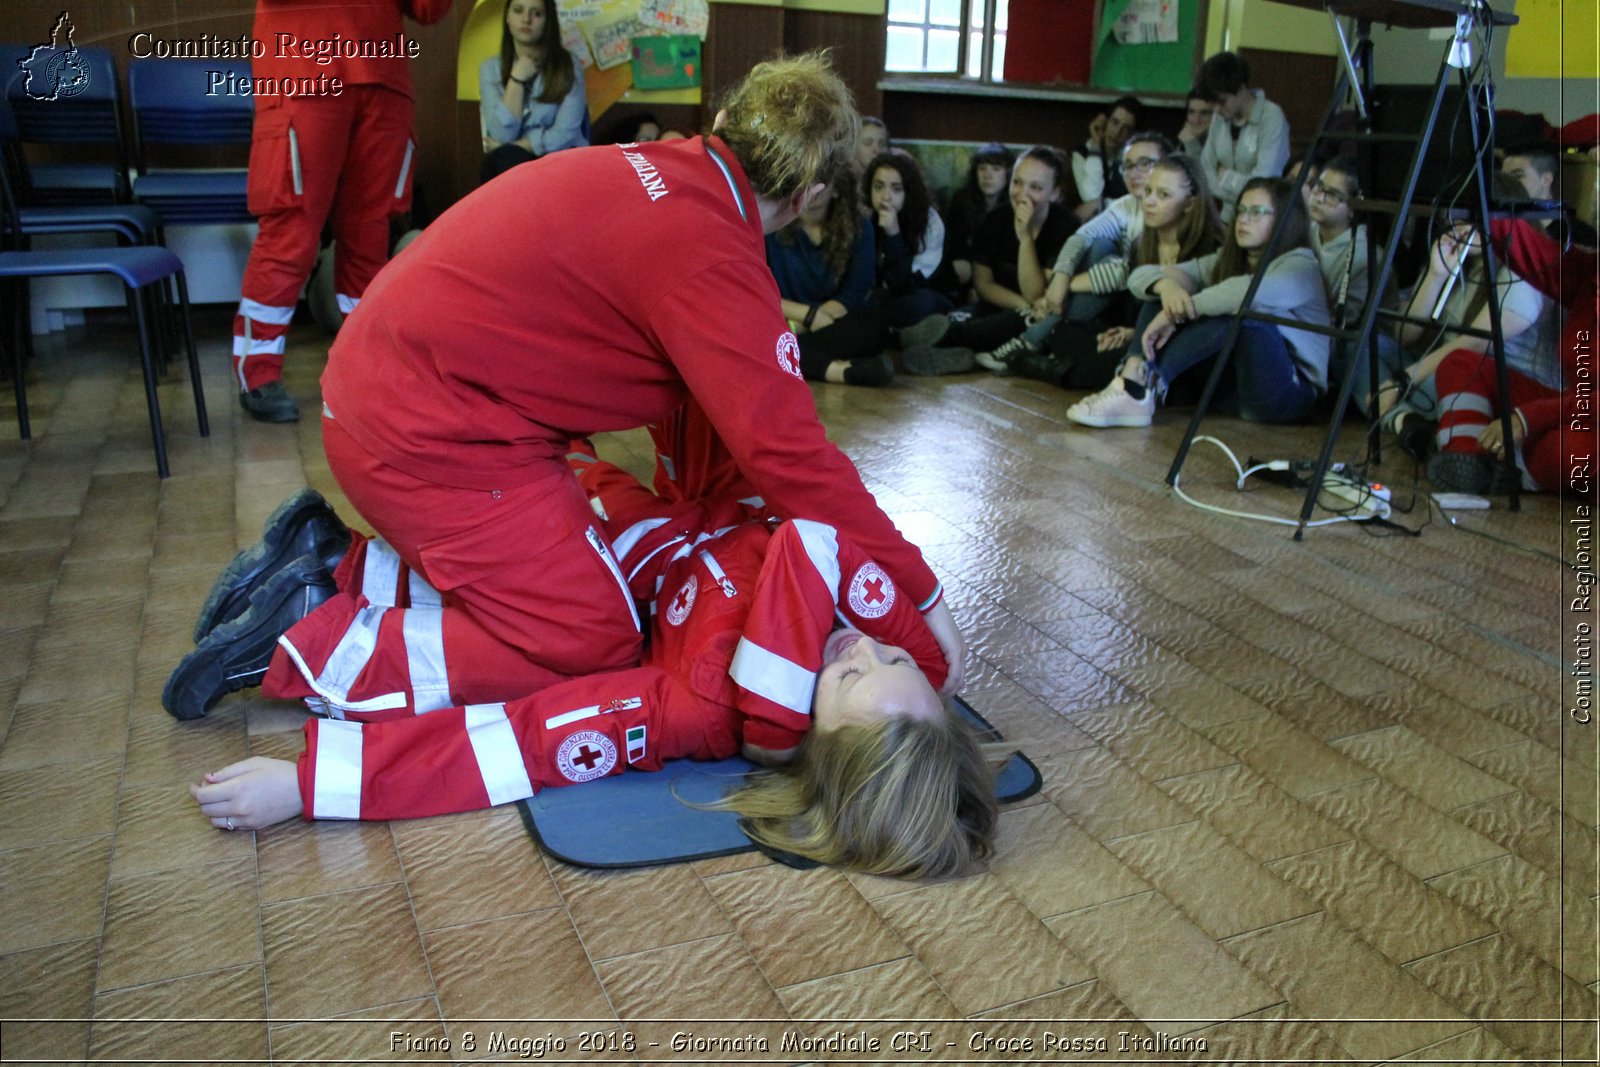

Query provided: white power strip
[1321,471,1392,519]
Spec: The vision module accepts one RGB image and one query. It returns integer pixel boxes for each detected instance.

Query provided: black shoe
[163,554,337,721]
[240,380,300,423]
[843,353,894,387]
[1394,413,1436,463]
[194,489,351,642]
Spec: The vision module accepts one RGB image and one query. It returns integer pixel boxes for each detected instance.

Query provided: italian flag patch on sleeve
[625,725,647,764]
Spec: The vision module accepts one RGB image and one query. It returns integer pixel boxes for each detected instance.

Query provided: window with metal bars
[884,0,1010,82]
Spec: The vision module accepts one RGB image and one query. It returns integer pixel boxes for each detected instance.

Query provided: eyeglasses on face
[1310,180,1353,205]
[1236,204,1276,219]
[1122,156,1161,172]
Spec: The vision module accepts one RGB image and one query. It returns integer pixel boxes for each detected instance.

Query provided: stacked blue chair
[128,59,254,225]
[1,98,157,245]
[1,106,210,476]
[2,44,130,204]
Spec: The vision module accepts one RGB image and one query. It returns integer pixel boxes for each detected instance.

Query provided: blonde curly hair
[716,51,860,201]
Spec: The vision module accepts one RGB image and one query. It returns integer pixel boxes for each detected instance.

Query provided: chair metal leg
[174,272,208,437]
[4,280,28,440]
[131,283,170,478]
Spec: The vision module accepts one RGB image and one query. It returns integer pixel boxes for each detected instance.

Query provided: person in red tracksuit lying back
[190,458,1002,880]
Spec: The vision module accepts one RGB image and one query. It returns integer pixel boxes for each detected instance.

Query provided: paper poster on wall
[640,0,710,39]
[1090,0,1197,92]
[1505,0,1597,79]
[1112,0,1178,45]
[581,0,642,70]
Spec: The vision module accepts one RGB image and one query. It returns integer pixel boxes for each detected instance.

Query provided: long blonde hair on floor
[716,51,859,201]
[719,701,1007,880]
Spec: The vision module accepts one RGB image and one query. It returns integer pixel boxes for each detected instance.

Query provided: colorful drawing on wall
[1506,0,1597,79]
[631,34,701,89]
[1111,0,1178,45]
[582,0,643,70]
[640,0,710,39]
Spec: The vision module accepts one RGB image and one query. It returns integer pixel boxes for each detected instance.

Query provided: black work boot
[163,554,337,721]
[240,380,300,423]
[193,488,351,642]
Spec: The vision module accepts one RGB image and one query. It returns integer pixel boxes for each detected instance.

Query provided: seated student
[186,455,1001,880]
[1072,96,1142,222]
[868,149,953,327]
[479,0,588,183]
[766,168,894,386]
[900,146,1076,375]
[1308,156,1369,326]
[857,116,890,173]
[1426,225,1593,495]
[1376,216,1566,468]
[607,111,662,145]
[1501,139,1600,247]
[933,142,1015,298]
[980,148,1225,391]
[978,133,1174,374]
[1197,51,1290,222]
[1178,89,1214,157]
[1067,177,1329,427]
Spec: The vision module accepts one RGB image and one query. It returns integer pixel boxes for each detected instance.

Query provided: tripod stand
[1164,0,1527,537]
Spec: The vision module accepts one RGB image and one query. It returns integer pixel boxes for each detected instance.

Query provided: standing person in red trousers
[233,0,455,423]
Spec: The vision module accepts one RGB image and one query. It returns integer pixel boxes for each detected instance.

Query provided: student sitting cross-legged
[1066,177,1330,428]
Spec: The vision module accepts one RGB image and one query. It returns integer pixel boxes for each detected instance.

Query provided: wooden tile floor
[0,310,1594,1064]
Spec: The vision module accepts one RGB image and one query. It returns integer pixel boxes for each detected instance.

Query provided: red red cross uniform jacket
[320,135,941,612]
[294,461,947,821]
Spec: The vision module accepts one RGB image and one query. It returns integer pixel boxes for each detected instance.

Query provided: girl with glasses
[1067,176,1330,427]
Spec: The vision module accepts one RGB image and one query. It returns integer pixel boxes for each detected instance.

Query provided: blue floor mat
[517,695,1042,869]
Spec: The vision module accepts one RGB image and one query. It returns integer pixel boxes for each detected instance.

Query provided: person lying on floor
[1066,176,1329,428]
[185,454,1001,879]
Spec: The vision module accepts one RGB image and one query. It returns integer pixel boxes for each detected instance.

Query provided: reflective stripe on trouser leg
[232,299,295,391]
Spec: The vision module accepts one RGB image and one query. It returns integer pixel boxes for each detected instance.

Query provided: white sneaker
[1065,377,1155,427]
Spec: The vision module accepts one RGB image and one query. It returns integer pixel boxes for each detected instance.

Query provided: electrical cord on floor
[1171,436,1384,529]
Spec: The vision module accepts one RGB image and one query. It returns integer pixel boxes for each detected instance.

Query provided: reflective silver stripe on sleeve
[789,519,842,602]
[729,636,815,717]
[463,703,535,805]
[312,719,364,819]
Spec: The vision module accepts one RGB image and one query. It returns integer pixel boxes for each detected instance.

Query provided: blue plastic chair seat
[0,246,184,287]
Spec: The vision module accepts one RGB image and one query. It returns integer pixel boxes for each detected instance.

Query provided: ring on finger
[224,817,235,831]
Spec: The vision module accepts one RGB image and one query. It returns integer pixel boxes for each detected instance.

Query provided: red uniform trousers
[234,85,416,391]
[1435,348,1563,491]
[261,417,641,715]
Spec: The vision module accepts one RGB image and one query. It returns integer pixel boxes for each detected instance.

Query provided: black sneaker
[240,380,300,423]
[163,554,337,721]
[193,488,351,642]
[897,313,951,350]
